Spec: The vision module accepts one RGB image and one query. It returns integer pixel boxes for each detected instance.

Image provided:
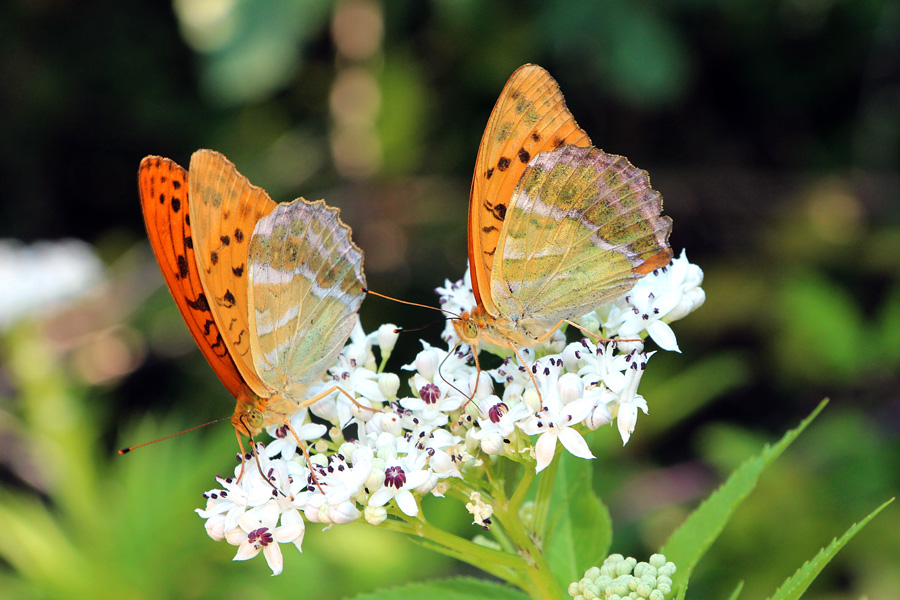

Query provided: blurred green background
[1,0,899,598]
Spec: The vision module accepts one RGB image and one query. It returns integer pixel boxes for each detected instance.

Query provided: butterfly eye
[246,408,265,430]
[463,319,479,340]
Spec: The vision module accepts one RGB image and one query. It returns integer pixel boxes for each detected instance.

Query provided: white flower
[302,492,361,525]
[313,445,373,506]
[264,410,327,461]
[405,340,475,388]
[368,451,432,517]
[595,249,704,352]
[0,239,105,329]
[489,348,537,402]
[466,491,493,529]
[471,395,531,455]
[310,349,385,428]
[226,500,304,576]
[372,323,400,356]
[609,353,652,445]
[401,378,464,429]
[517,358,596,472]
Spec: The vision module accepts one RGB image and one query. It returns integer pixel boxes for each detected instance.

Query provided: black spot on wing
[188,293,211,313]
[184,236,193,249]
[497,157,510,171]
[234,228,244,243]
[518,148,530,163]
[482,225,498,233]
[210,251,218,265]
[176,255,189,278]
[223,290,236,307]
[486,167,494,180]
[171,197,181,212]
[220,235,231,246]
[233,265,244,277]
[531,132,541,142]
[172,180,182,190]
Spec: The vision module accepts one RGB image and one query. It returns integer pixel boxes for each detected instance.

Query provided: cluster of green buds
[568,554,676,600]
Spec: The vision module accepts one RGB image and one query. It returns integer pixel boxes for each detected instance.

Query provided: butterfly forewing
[248,198,366,396]
[188,150,275,398]
[470,64,593,316]
[138,156,246,398]
[493,145,673,326]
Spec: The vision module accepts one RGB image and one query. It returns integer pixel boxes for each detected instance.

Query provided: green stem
[532,452,561,537]
[491,500,565,600]
[509,461,535,512]
[399,513,528,573]
[488,460,565,600]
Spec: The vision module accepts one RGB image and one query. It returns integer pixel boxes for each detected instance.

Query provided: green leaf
[725,581,745,600]
[674,567,691,600]
[348,577,530,600]
[544,452,612,591]
[661,400,828,591]
[766,498,893,600]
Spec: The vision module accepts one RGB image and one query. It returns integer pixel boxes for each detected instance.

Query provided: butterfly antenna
[395,317,450,335]
[118,417,228,454]
[436,341,485,418]
[437,340,466,397]
[362,287,461,319]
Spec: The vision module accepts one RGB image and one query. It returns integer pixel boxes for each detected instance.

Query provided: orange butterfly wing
[469,64,593,316]
[188,150,276,399]
[137,156,246,399]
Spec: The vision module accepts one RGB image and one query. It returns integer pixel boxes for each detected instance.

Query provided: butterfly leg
[510,344,546,410]
[561,319,641,345]
[296,385,379,415]
[281,424,325,495]
[234,428,248,483]
[247,436,289,497]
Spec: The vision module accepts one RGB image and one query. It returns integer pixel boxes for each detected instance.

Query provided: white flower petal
[646,321,679,352]
[558,427,595,460]
[233,540,261,561]
[395,489,419,516]
[262,542,284,576]
[534,431,558,473]
[617,402,639,445]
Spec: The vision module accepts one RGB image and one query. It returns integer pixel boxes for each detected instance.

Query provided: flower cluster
[196,251,704,574]
[568,554,677,600]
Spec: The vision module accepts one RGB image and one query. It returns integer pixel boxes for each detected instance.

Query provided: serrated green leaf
[661,400,828,590]
[348,576,530,600]
[544,452,612,591]
[766,498,893,600]
[725,580,744,600]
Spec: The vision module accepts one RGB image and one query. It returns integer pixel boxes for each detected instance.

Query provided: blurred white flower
[0,239,104,329]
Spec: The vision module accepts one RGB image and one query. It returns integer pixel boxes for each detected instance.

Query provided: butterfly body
[458,65,673,353]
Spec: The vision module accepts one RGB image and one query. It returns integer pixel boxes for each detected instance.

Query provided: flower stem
[488,462,566,600]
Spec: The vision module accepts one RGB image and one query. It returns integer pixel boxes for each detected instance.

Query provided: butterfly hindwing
[493,145,673,326]
[188,149,275,398]
[138,156,246,399]
[470,64,593,317]
[248,198,366,397]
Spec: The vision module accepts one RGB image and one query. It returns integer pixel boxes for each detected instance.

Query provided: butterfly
[138,150,365,457]
[452,64,673,358]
